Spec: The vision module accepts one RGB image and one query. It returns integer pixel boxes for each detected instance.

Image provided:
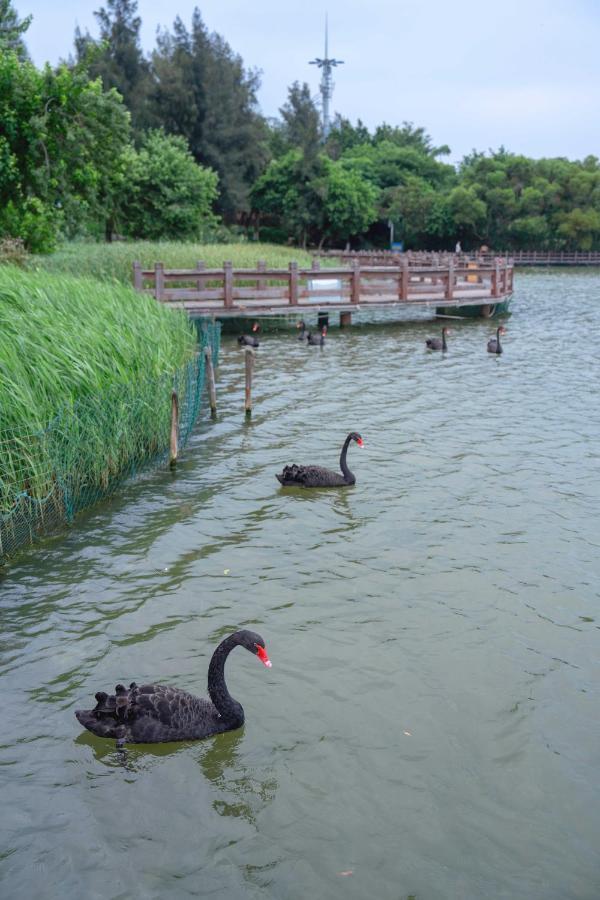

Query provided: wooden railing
[133,259,514,313]
[319,249,600,266]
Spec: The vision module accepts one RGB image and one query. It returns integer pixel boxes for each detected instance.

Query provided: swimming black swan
[75,630,271,748]
[276,431,364,487]
[487,326,507,354]
[238,323,260,347]
[296,320,308,340]
[426,326,450,351]
[307,326,327,346]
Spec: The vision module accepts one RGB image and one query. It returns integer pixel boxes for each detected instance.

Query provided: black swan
[426,326,450,351]
[276,431,364,487]
[238,323,260,347]
[487,325,507,354]
[307,326,327,347]
[296,320,308,340]
[75,630,271,748]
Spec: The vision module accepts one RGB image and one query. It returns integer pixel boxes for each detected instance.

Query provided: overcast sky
[18,0,600,163]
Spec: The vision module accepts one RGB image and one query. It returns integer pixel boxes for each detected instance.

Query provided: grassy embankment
[0,265,196,514]
[32,241,317,285]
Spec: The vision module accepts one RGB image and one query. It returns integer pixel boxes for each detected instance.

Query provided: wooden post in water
[204,345,217,418]
[244,348,254,418]
[169,390,179,467]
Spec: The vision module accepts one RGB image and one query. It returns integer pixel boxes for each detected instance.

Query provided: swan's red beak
[356,438,364,448]
[256,644,272,668]
[252,323,259,332]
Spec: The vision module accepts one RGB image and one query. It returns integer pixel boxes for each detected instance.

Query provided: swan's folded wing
[128,683,214,730]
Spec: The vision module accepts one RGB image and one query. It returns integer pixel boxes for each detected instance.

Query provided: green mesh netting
[0,322,220,561]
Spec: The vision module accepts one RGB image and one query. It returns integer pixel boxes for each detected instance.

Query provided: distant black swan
[426,326,450,351]
[307,326,327,346]
[238,323,260,347]
[296,320,308,340]
[487,326,507,354]
[276,431,364,487]
[75,630,271,747]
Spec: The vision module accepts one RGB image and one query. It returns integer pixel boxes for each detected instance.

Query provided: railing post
[289,261,299,305]
[312,257,321,271]
[493,260,500,297]
[196,260,205,294]
[446,258,454,300]
[155,262,165,301]
[351,259,361,304]
[224,261,233,308]
[133,260,142,291]
[257,260,266,291]
[400,258,409,301]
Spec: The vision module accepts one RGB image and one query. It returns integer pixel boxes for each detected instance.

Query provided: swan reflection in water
[74,728,277,824]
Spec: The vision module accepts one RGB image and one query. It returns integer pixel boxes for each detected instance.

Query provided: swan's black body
[75,630,270,747]
[238,323,260,347]
[426,327,449,351]
[307,327,327,347]
[487,326,506,354]
[296,320,308,340]
[276,432,363,488]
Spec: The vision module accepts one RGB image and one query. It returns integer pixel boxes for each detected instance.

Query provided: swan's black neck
[207,634,244,726]
[442,329,447,351]
[495,327,503,354]
[339,434,356,485]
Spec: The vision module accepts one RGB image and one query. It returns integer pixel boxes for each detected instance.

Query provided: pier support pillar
[340,311,352,327]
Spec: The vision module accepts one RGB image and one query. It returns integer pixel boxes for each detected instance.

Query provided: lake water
[1,270,599,900]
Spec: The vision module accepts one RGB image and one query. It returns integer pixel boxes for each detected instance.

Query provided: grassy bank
[0,266,197,514]
[32,242,317,285]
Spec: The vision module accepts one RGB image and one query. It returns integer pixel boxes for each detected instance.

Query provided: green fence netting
[0,321,220,561]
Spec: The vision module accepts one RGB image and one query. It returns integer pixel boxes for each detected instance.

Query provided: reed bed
[32,242,317,285]
[0,266,197,516]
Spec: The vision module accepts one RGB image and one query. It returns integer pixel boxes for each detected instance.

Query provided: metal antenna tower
[309,15,344,138]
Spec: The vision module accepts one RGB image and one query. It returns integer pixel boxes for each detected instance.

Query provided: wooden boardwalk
[319,249,600,267]
[133,259,514,317]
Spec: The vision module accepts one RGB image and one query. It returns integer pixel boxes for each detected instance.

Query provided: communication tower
[309,15,344,138]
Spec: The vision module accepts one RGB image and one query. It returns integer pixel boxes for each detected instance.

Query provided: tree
[73,0,152,131]
[148,9,269,220]
[251,151,377,248]
[0,52,131,249]
[0,0,31,58]
[119,130,218,240]
[277,82,321,158]
[557,208,600,250]
[445,186,487,244]
[314,159,378,247]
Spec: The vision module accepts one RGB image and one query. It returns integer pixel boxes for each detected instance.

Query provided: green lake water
[1,270,599,899]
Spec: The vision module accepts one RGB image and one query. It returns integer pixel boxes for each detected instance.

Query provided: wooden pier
[133,259,514,318]
[319,249,600,267]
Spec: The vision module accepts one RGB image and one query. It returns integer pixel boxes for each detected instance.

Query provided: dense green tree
[325,115,371,160]
[119,130,218,240]
[0,0,31,58]
[73,0,152,131]
[252,150,377,248]
[277,82,321,158]
[0,52,130,249]
[148,9,268,220]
